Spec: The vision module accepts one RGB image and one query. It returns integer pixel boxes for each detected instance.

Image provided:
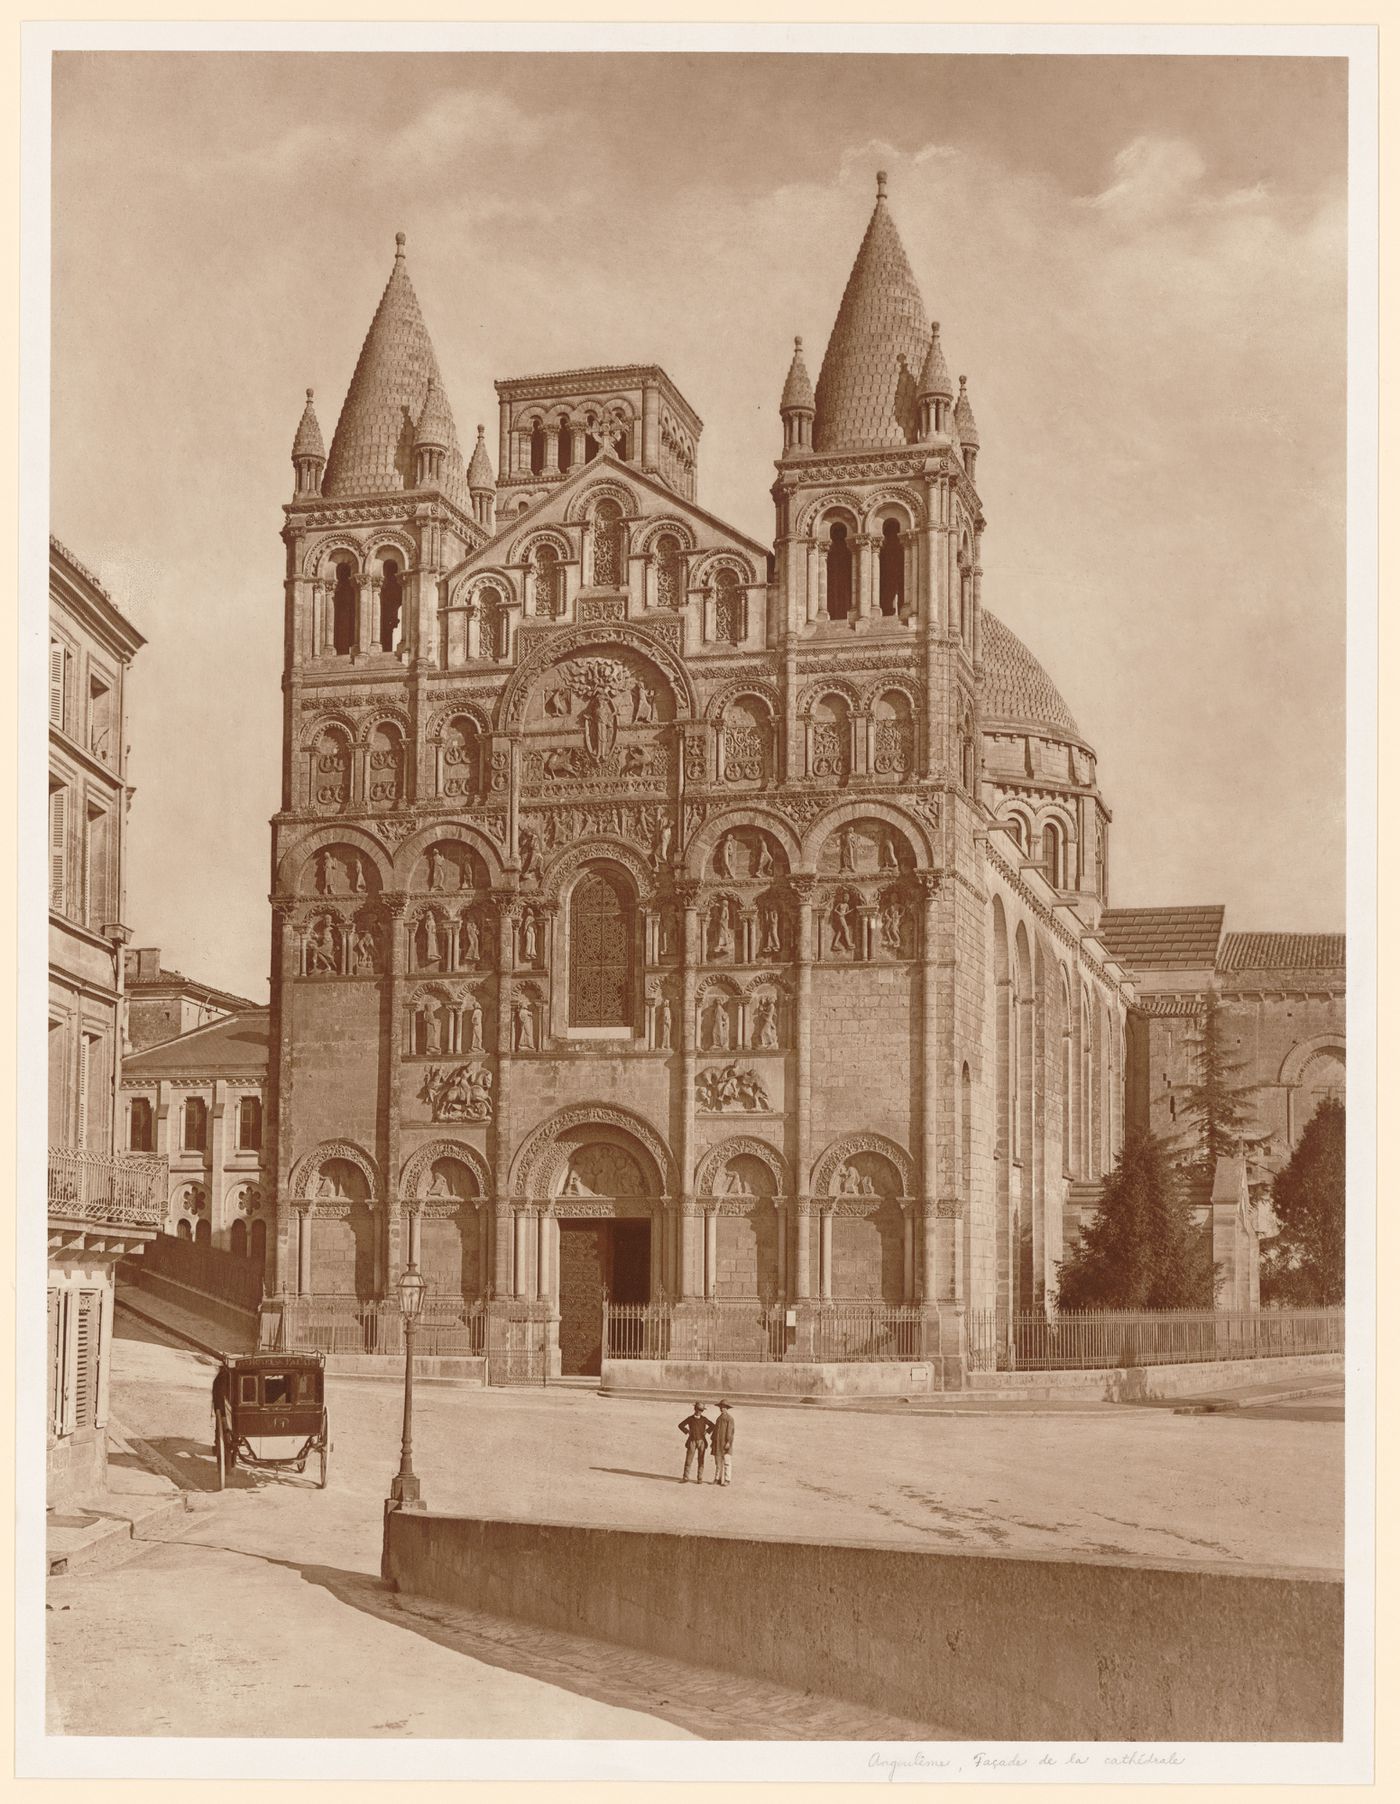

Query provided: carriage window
[239,1375,258,1404]
[263,1375,293,1405]
[296,1372,319,1401]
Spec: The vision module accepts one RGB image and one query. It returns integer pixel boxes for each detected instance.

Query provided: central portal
[557,1216,652,1376]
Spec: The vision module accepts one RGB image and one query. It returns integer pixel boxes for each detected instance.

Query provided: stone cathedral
[268,175,1134,1382]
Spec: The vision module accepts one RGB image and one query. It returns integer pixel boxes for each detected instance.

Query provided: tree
[1262,1097,1345,1306]
[1174,988,1262,1164]
[1056,1130,1215,1311]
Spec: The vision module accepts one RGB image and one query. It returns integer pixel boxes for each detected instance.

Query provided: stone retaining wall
[385,1513,1342,1741]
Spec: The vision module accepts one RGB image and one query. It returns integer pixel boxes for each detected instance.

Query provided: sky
[50,52,1349,1003]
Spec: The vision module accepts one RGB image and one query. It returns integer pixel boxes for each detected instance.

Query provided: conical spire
[954,373,980,448]
[812,171,930,452]
[415,376,453,452]
[466,423,495,491]
[323,232,468,510]
[292,387,325,460]
[917,324,954,403]
[780,336,815,413]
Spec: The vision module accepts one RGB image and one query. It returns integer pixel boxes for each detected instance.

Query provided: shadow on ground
[109,1436,263,1493]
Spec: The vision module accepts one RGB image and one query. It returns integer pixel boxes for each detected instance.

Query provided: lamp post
[383,1262,426,1582]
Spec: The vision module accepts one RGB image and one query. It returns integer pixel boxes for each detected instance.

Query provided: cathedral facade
[267,179,1133,1382]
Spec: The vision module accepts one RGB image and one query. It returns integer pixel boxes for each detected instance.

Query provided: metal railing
[136,1231,265,1313]
[274,1293,487,1357]
[812,1302,929,1363]
[966,1307,1346,1374]
[48,1146,166,1227]
[606,1299,788,1363]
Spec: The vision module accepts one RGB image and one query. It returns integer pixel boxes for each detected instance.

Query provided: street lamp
[389,1262,427,1515]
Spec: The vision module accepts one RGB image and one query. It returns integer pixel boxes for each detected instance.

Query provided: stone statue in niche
[759,904,782,956]
[467,997,485,1052]
[880,900,907,955]
[427,846,446,892]
[630,680,655,724]
[305,918,338,974]
[710,901,734,959]
[521,910,540,964]
[751,996,779,1049]
[652,819,673,870]
[426,1163,457,1200]
[837,1162,877,1197]
[879,830,900,872]
[459,913,481,965]
[658,996,673,1050]
[829,895,854,953]
[580,689,619,762]
[621,745,645,775]
[755,838,775,878]
[513,998,536,1051]
[421,1060,493,1123]
[838,828,856,873]
[697,1063,773,1113]
[421,996,444,1056]
[519,827,541,882]
[720,836,739,879]
[420,912,442,970]
[545,686,572,717]
[351,923,378,974]
[723,1164,752,1196]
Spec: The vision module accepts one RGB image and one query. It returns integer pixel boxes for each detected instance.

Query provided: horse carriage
[211,1351,330,1490]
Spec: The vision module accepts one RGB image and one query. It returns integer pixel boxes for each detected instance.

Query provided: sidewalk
[46,1422,203,1578]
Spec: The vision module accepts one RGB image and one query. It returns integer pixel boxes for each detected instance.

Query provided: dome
[812,172,930,452]
[980,610,1084,740]
[323,233,467,510]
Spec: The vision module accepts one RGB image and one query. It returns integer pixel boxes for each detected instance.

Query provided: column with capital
[295,1202,313,1297]
[676,883,702,1297]
[704,1206,717,1299]
[271,901,299,1295]
[791,876,815,1300]
[903,1204,916,1304]
[816,543,830,620]
[492,892,519,1297]
[852,534,873,621]
[915,871,946,1305]
[819,1208,833,1301]
[543,425,560,476]
[356,573,378,659]
[383,893,409,1292]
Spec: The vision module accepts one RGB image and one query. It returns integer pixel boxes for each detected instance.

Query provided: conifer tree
[1056,1130,1215,1310]
[1262,1097,1345,1306]
[1174,988,1262,1163]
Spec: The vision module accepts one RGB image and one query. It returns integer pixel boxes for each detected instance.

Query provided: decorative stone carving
[696,1063,773,1113]
[420,1060,494,1122]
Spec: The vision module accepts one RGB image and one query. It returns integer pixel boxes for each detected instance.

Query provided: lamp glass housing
[397,1263,427,1322]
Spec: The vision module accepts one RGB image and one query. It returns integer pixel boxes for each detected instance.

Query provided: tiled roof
[1219,932,1345,973]
[813,172,929,452]
[917,324,953,402]
[323,234,467,510]
[123,1008,270,1077]
[291,388,325,460]
[780,337,815,412]
[980,610,1083,738]
[954,374,980,448]
[414,376,454,451]
[1099,906,1226,970]
[127,965,258,1010]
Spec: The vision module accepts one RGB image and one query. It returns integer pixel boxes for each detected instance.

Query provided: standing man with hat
[678,1401,711,1483]
[710,1400,735,1486]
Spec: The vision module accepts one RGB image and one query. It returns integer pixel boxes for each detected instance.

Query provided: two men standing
[677,1400,735,1485]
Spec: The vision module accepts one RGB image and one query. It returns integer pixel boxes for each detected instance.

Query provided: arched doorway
[545,1129,662,1377]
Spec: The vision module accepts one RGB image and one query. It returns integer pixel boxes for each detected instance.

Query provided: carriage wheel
[318,1440,329,1489]
[214,1422,227,1491]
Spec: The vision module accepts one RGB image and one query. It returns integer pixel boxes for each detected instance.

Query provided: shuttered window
[73,1290,101,1429]
[48,1291,63,1435]
[49,785,68,911]
[49,641,67,728]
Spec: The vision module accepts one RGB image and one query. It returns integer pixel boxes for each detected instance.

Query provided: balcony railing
[48,1147,167,1228]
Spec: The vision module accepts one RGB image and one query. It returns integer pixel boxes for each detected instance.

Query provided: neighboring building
[48,537,163,1501]
[122,945,260,1053]
[120,1009,271,1267]
[1101,909,1345,1180]
[262,184,1144,1382]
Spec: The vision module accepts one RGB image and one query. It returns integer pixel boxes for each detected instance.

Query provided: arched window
[878,519,904,615]
[529,421,546,475]
[237,1095,263,1152]
[557,415,573,472]
[177,1217,193,1241]
[379,559,403,652]
[959,563,973,643]
[230,1218,248,1259]
[195,1218,211,1247]
[826,522,852,619]
[655,533,683,609]
[182,1095,208,1153]
[1007,815,1027,852]
[251,1217,267,1275]
[331,561,356,656]
[1042,821,1064,889]
[568,869,633,1028]
[713,567,744,644]
[532,545,561,618]
[476,586,505,661]
[129,1096,153,1153]
[961,713,975,790]
[591,500,624,587]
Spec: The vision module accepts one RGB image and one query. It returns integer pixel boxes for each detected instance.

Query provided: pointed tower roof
[780,336,815,413]
[292,388,325,460]
[954,374,980,449]
[812,171,930,453]
[323,232,467,509]
[414,376,453,452]
[917,324,954,403]
[466,423,495,492]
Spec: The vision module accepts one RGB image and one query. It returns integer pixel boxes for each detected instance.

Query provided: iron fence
[606,1299,788,1363]
[275,1293,487,1357]
[136,1230,265,1313]
[49,1147,166,1227]
[490,1302,551,1385]
[966,1307,1345,1374]
[812,1303,929,1363]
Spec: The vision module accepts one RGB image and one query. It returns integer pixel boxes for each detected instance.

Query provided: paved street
[46,1310,1343,1738]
